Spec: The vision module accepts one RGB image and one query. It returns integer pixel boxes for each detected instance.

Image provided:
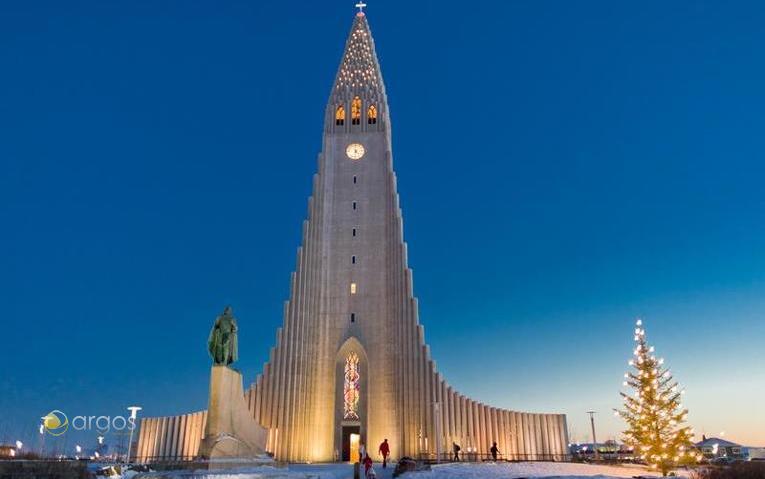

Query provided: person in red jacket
[378,439,390,468]
[363,453,373,477]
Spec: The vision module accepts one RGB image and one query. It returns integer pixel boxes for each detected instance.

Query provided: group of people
[358,437,502,477]
[360,439,390,479]
[451,441,501,462]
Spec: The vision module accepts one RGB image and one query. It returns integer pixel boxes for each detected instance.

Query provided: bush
[691,462,765,479]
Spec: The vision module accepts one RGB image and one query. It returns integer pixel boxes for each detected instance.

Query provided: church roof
[330,12,385,103]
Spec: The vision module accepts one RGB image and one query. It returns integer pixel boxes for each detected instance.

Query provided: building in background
[696,436,744,459]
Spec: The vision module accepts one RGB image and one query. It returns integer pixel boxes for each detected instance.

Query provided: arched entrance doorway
[334,337,368,462]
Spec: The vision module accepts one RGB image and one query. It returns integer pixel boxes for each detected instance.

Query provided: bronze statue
[208,306,238,366]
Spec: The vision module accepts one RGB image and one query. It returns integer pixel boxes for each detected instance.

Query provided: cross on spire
[355,2,367,13]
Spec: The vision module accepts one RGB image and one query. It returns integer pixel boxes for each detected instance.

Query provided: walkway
[289,462,396,479]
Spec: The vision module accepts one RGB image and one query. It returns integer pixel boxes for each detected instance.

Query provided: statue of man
[208,306,239,366]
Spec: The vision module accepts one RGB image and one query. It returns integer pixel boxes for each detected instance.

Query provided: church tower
[242,7,570,463]
[133,6,570,464]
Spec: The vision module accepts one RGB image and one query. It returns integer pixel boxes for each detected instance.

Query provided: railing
[136,456,198,463]
[416,452,571,463]
[132,456,284,470]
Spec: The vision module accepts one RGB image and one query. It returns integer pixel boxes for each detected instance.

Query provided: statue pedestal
[199,365,267,459]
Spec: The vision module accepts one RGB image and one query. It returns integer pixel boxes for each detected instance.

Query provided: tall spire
[330,8,386,106]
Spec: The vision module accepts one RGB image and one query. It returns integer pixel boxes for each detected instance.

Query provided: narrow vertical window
[353,175,357,184]
[343,352,360,420]
[352,228,357,237]
[353,201,357,210]
[367,105,377,124]
[335,105,345,126]
[352,255,356,264]
[350,313,356,323]
[351,97,361,125]
[350,283,357,294]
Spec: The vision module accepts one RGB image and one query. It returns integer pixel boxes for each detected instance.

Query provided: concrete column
[560,415,570,460]
[491,408,499,455]
[163,417,173,459]
[170,416,178,459]
[135,418,146,462]
[155,418,165,460]
[534,415,543,459]
[152,417,160,460]
[179,414,188,459]
[510,412,518,459]
[189,413,199,458]
[521,413,531,459]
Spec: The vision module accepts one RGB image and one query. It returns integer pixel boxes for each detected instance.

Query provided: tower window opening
[351,97,362,125]
[335,105,345,126]
[367,105,377,124]
[353,175,357,184]
[352,228,357,237]
[353,201,357,210]
[352,255,356,264]
[350,283,357,295]
[350,313,356,323]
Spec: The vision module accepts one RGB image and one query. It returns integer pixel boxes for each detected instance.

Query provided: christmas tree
[614,319,701,476]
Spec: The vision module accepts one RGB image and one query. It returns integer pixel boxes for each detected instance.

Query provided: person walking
[359,443,366,464]
[363,453,373,477]
[490,441,500,461]
[378,439,390,468]
[452,442,461,462]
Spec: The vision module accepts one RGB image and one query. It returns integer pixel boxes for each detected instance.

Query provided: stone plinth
[199,365,267,459]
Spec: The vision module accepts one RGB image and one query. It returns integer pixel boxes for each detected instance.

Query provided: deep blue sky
[1,0,764,452]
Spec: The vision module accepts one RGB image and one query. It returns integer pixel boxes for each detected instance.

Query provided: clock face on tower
[346,143,365,160]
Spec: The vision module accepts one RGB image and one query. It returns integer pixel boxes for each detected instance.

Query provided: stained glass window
[367,105,377,124]
[336,105,345,125]
[343,352,360,420]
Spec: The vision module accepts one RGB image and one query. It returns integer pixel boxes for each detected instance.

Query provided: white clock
[346,143,365,160]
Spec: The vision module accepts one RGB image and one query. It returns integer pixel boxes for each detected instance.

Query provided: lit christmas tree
[614,319,701,476]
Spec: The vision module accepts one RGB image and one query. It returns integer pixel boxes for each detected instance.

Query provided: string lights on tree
[614,319,701,476]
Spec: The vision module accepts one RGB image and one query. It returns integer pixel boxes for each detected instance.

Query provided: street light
[75,444,82,459]
[39,423,45,457]
[587,411,599,461]
[125,406,142,463]
[15,440,23,451]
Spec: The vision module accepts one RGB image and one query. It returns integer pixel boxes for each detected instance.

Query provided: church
[135,7,569,464]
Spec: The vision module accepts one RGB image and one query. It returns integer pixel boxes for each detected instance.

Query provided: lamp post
[587,411,599,461]
[125,406,142,463]
[39,423,45,458]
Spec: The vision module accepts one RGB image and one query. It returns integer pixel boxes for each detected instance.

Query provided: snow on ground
[413,461,689,479]
[136,461,690,479]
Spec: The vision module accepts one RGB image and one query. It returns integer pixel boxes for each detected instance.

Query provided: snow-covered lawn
[414,461,689,478]
[136,461,691,479]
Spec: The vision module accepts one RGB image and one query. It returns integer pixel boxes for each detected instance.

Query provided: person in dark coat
[452,442,461,462]
[363,454,373,477]
[378,439,390,468]
[490,441,500,461]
